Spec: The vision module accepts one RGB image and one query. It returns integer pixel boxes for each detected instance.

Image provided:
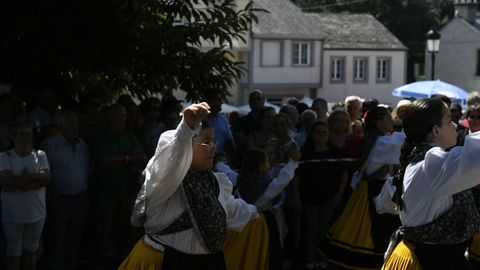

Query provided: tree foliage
[0,0,260,101]
[292,0,455,82]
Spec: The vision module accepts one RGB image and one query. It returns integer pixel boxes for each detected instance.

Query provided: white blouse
[400,132,480,227]
[363,131,406,175]
[215,161,238,186]
[0,150,49,223]
[215,159,298,210]
[143,119,257,254]
[351,131,405,188]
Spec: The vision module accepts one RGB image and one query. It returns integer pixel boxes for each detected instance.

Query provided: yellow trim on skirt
[224,213,270,270]
[319,180,384,270]
[117,237,164,270]
[118,213,270,270]
[383,240,421,270]
[469,233,480,261]
[328,181,376,252]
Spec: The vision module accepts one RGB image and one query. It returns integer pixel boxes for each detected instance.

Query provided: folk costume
[319,131,405,269]
[236,159,298,270]
[119,119,258,270]
[381,133,480,269]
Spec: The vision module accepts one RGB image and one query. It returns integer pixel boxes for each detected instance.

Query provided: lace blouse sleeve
[145,119,200,206]
[216,172,258,231]
[425,132,480,196]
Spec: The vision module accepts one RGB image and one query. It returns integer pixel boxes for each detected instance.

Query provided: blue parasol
[392,80,468,106]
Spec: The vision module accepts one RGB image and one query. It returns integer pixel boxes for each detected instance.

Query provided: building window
[292,42,312,66]
[376,57,391,82]
[261,41,282,67]
[330,56,345,83]
[353,57,368,82]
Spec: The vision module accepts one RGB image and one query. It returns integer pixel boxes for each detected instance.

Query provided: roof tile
[253,0,407,50]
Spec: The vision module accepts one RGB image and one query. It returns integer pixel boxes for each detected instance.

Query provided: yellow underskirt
[118,213,270,270]
[383,241,421,270]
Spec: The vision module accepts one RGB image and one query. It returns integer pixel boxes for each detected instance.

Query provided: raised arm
[144,103,211,204]
[364,132,406,174]
[255,146,301,208]
[427,132,480,196]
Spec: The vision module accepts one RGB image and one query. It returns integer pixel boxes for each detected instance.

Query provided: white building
[425,0,480,93]
[230,0,408,106]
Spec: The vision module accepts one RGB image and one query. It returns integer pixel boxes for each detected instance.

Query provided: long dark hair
[394,98,446,208]
[400,98,445,173]
[303,121,328,154]
[360,106,390,164]
[364,106,389,131]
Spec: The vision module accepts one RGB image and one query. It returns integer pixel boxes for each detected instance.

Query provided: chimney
[454,0,478,24]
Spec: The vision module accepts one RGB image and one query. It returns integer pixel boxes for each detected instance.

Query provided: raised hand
[183,102,211,129]
[288,143,301,161]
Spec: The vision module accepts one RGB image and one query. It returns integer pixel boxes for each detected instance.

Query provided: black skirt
[407,240,473,270]
[161,245,227,270]
[264,210,282,270]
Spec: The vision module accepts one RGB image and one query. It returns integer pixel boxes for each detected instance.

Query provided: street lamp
[426,29,441,80]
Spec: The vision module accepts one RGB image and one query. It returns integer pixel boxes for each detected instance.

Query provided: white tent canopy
[220,103,238,113]
[182,101,282,115]
[299,97,313,107]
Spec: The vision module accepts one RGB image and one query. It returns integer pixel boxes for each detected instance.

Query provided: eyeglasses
[468,115,480,121]
[193,140,217,150]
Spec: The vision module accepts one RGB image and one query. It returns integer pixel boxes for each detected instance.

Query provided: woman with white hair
[391,99,412,132]
[391,100,412,121]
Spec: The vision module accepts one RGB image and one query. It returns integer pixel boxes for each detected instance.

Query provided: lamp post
[426,29,441,80]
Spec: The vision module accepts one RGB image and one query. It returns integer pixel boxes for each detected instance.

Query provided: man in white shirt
[40,111,91,270]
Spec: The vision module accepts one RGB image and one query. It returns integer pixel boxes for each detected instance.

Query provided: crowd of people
[1,87,480,270]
